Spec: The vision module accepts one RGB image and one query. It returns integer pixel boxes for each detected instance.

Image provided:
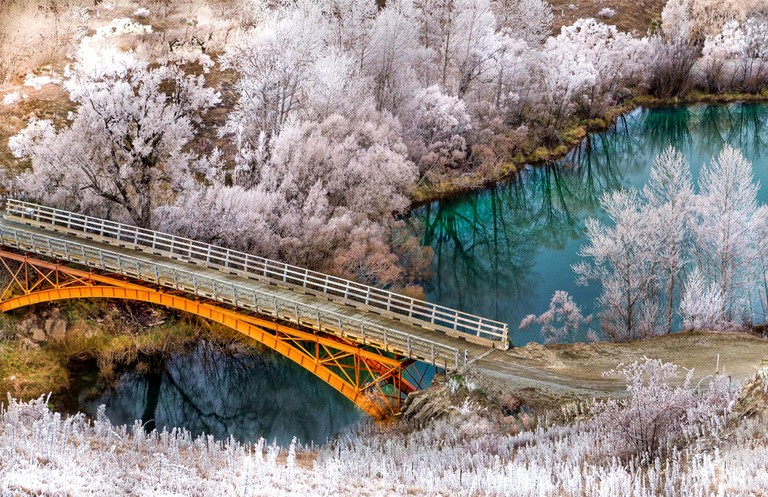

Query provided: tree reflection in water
[414,104,768,345]
[80,341,363,446]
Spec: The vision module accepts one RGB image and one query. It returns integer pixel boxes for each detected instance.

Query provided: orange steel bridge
[0,200,509,419]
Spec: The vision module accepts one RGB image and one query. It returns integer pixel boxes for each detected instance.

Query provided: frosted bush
[74,18,153,78]
[93,18,153,38]
[448,377,461,395]
[519,290,593,343]
[593,358,740,458]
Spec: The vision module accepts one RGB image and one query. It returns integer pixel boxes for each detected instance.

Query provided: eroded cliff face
[734,358,768,419]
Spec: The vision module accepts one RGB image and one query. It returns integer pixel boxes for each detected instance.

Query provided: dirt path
[472,330,768,409]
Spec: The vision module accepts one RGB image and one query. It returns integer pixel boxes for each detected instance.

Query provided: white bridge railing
[5,199,510,350]
[0,221,461,369]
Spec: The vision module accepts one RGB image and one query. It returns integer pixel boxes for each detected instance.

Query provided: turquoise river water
[79,103,768,444]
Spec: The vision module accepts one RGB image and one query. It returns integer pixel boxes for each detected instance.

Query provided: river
[415,103,768,345]
[78,103,768,444]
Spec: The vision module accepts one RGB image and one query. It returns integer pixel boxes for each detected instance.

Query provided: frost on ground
[22,74,61,90]
[1,93,24,106]
[2,358,768,496]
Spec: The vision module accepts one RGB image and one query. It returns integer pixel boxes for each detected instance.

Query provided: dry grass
[0,341,69,401]
[549,0,667,35]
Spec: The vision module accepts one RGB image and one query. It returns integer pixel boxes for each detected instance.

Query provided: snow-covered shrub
[593,358,739,458]
[2,92,21,105]
[133,7,150,18]
[22,73,60,89]
[598,8,616,19]
[519,290,593,343]
[447,377,461,395]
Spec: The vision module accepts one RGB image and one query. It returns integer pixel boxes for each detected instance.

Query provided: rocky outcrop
[734,357,768,418]
[15,309,68,344]
[400,369,523,428]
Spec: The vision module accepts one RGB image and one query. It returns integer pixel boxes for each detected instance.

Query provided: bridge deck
[0,216,492,368]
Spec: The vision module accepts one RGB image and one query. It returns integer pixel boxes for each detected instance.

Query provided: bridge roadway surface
[0,215,496,368]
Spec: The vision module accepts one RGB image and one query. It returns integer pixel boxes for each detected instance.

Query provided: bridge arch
[0,252,419,419]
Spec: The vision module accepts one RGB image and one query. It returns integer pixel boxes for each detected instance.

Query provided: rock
[402,389,449,425]
[49,320,67,342]
[19,337,40,350]
[30,326,46,342]
[44,319,67,341]
[734,358,768,418]
[17,316,39,336]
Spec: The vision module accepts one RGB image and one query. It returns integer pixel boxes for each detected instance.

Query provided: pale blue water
[414,103,768,345]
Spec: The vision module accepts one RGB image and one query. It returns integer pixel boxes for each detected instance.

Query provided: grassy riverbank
[412,89,768,205]
[0,301,258,407]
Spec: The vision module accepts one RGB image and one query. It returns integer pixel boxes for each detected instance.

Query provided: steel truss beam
[0,250,431,419]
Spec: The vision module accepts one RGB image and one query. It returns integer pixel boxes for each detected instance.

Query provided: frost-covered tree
[9,61,220,227]
[220,3,329,145]
[687,0,764,40]
[647,34,700,99]
[692,145,765,323]
[643,147,695,334]
[325,0,378,71]
[574,189,663,341]
[661,0,694,41]
[364,5,424,114]
[448,0,501,99]
[536,36,597,141]
[404,85,472,175]
[550,19,648,119]
[680,267,725,329]
[162,107,417,284]
[701,17,768,93]
[519,290,593,343]
[573,146,768,338]
[410,0,500,97]
[490,0,553,44]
